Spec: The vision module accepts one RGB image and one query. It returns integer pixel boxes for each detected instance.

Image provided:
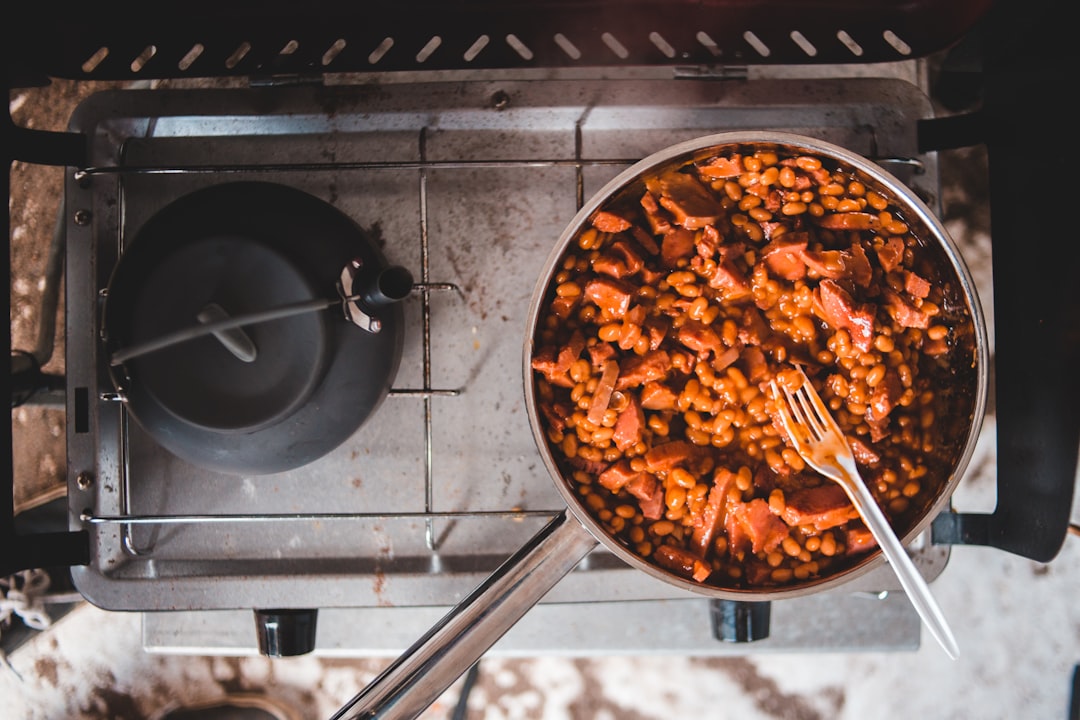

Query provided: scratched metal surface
[64,75,950,622]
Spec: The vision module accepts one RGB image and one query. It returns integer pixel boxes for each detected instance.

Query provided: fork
[770,366,960,660]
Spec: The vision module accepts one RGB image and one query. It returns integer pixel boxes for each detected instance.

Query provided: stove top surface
[63,69,957,653]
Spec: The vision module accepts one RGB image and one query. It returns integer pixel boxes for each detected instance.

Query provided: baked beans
[531,143,979,589]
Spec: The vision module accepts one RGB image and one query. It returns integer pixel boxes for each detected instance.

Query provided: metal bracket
[6,126,87,167]
[249,73,326,89]
[673,64,749,81]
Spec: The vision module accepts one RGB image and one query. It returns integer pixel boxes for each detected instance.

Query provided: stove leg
[710,599,771,643]
[254,608,318,657]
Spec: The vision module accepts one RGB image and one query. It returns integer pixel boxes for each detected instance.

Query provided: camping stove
[63,67,950,655]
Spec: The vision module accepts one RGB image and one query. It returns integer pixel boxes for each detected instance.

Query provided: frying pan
[333,132,988,719]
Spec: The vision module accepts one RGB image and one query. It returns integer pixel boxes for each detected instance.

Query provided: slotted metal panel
[3,0,990,83]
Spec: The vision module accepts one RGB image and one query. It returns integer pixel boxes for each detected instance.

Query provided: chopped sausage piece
[587,341,616,369]
[765,189,784,213]
[549,294,580,319]
[734,498,790,554]
[708,259,752,301]
[640,265,665,285]
[725,505,751,559]
[643,315,671,349]
[849,436,881,465]
[809,166,833,186]
[649,170,723,230]
[781,484,859,531]
[592,255,627,279]
[716,240,746,264]
[613,395,645,451]
[761,221,793,241]
[883,289,930,329]
[531,346,573,387]
[865,369,903,442]
[801,249,850,280]
[904,270,931,299]
[598,459,641,492]
[639,190,660,214]
[587,360,620,426]
[697,224,721,259]
[697,154,744,179]
[814,211,877,231]
[923,337,949,356]
[591,210,633,233]
[661,227,696,268]
[615,240,646,275]
[630,225,661,256]
[654,544,713,582]
[799,243,872,287]
[566,455,610,476]
[743,180,770,200]
[711,345,741,372]
[876,236,905,273]
[677,319,723,357]
[639,191,672,236]
[584,277,636,318]
[691,467,738,555]
[691,560,713,582]
[741,345,769,383]
[643,440,696,473]
[738,306,770,346]
[817,279,876,353]
[848,241,874,287]
[744,560,776,585]
[555,331,586,374]
[616,350,671,390]
[626,474,664,520]
[618,305,647,351]
[761,233,809,281]
[640,380,677,411]
[845,524,878,555]
[539,401,570,434]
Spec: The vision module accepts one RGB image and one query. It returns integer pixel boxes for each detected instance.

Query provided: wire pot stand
[77,124,625,554]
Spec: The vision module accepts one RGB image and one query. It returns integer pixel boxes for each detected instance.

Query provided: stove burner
[103,181,412,475]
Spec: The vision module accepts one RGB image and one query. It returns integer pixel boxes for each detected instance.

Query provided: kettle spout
[361,265,414,307]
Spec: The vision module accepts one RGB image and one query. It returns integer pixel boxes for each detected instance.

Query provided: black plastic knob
[710,599,771,643]
[254,609,318,657]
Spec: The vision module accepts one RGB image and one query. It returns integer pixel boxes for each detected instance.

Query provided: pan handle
[331,510,598,720]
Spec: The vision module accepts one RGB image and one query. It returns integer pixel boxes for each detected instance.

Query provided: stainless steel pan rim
[523,130,989,601]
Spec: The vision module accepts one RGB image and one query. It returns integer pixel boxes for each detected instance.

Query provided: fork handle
[838,457,960,660]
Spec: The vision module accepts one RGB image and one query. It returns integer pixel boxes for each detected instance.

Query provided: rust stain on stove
[372,570,388,606]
